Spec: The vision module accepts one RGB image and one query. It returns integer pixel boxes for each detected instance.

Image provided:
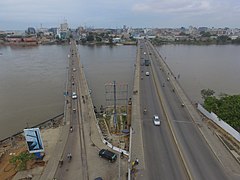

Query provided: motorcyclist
[67,153,72,161]
[143,108,147,114]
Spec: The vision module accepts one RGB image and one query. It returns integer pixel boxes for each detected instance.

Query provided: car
[73,68,76,72]
[99,149,117,162]
[145,71,150,76]
[143,52,146,55]
[94,177,103,180]
[72,92,77,99]
[153,115,161,126]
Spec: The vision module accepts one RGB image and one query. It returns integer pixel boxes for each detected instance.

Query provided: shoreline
[0,113,63,143]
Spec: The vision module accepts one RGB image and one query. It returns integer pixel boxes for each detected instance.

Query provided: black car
[99,149,117,162]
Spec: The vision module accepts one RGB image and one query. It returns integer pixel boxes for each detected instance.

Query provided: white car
[153,115,161,126]
[72,92,78,99]
[145,71,150,76]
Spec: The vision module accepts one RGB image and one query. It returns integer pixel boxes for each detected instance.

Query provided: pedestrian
[132,161,135,167]
[120,152,124,159]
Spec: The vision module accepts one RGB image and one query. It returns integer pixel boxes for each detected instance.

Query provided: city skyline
[1,0,240,30]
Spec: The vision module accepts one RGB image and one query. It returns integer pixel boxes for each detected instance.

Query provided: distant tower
[60,21,69,32]
[59,20,69,39]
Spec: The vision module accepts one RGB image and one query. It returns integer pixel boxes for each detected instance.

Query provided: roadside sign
[24,128,44,153]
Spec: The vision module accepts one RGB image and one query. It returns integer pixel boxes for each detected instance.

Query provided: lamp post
[118,140,121,180]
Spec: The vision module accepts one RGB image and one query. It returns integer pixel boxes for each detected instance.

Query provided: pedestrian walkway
[130,42,146,179]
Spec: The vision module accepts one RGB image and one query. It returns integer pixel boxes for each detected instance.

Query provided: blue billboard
[24,128,44,153]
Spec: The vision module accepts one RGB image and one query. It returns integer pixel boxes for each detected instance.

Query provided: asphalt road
[144,40,229,180]
[54,41,128,180]
[139,40,187,180]
[54,42,87,180]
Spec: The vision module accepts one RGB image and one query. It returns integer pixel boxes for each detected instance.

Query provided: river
[0,44,239,139]
[156,44,240,103]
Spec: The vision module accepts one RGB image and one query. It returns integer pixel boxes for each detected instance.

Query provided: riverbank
[151,39,240,46]
[0,114,64,180]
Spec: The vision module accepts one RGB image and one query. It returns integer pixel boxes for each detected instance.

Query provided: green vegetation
[232,37,240,44]
[10,151,35,171]
[201,89,215,99]
[151,35,240,45]
[200,31,212,37]
[201,89,240,132]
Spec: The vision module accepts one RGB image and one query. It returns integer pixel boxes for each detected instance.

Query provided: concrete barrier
[197,103,240,142]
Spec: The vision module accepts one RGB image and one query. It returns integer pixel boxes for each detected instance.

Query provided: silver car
[153,115,160,126]
[72,92,77,99]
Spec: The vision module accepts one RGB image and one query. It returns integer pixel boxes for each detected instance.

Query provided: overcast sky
[0,0,240,30]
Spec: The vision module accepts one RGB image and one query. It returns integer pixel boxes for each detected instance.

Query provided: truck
[144,59,150,66]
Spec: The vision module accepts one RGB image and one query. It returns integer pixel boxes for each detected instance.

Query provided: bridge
[38,40,240,180]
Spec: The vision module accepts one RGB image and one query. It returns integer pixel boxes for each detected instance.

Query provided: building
[27,27,36,35]
[60,22,69,32]
[59,21,70,39]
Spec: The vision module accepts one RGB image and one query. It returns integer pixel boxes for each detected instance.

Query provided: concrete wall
[197,103,240,142]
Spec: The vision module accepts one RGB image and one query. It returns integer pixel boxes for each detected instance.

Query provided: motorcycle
[143,108,147,115]
[67,153,72,162]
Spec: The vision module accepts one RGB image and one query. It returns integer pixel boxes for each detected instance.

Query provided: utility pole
[118,140,121,180]
[114,81,117,129]
[105,81,128,131]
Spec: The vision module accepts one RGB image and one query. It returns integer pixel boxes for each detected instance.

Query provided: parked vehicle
[99,149,117,162]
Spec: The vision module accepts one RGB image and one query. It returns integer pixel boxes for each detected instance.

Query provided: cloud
[0,0,240,29]
[132,0,238,15]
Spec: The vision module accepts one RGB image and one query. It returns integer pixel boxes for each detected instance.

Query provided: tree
[96,36,102,42]
[201,89,215,99]
[232,37,240,44]
[217,35,231,44]
[204,96,219,113]
[203,93,240,132]
[86,34,94,42]
[201,32,211,37]
[108,37,113,44]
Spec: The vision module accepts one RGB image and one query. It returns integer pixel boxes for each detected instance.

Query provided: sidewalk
[130,42,146,179]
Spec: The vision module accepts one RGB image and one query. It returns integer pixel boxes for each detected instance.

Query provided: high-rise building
[60,22,69,32]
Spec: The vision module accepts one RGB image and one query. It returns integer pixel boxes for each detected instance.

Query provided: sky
[0,0,240,30]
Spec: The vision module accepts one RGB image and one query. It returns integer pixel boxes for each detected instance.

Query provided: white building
[60,22,69,32]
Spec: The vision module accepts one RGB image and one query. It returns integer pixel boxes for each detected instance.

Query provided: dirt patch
[0,142,26,180]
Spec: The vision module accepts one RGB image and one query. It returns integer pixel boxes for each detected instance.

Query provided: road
[54,41,88,180]
[139,40,188,180]
[53,40,128,180]
[140,40,230,180]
